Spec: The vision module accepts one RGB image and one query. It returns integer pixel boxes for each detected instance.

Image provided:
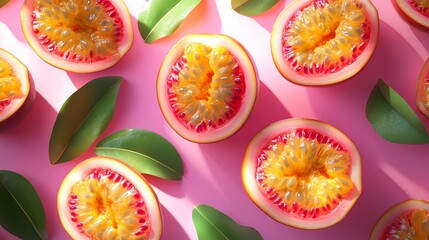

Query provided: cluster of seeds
[68,168,150,239]
[0,57,22,111]
[256,128,353,218]
[167,43,246,133]
[31,0,123,63]
[381,209,429,239]
[282,0,370,75]
[409,0,429,17]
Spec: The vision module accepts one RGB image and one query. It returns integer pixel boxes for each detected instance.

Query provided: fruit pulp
[256,128,354,219]
[68,168,152,239]
[167,42,245,133]
[31,0,124,63]
[0,57,22,112]
[282,0,371,76]
[409,0,429,17]
[380,208,429,239]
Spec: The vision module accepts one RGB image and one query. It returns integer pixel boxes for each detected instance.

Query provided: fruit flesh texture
[0,57,22,112]
[282,0,370,76]
[408,0,429,17]
[68,168,151,240]
[167,43,245,133]
[421,72,429,111]
[31,0,123,63]
[256,128,354,219]
[381,208,429,240]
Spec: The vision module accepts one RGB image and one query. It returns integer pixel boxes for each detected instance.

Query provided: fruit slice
[370,199,429,240]
[57,157,162,239]
[393,0,429,29]
[157,34,258,143]
[271,0,379,85]
[21,0,133,73]
[242,118,361,229]
[416,58,429,119]
[0,48,33,126]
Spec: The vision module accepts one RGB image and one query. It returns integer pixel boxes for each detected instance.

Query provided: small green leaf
[0,170,47,240]
[232,0,280,16]
[138,0,201,43]
[0,0,11,8]
[193,204,263,240]
[95,129,184,180]
[49,76,123,164]
[366,79,429,144]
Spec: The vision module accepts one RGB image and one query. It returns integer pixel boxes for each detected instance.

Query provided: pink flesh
[31,0,124,63]
[68,168,149,237]
[0,98,11,112]
[167,55,246,133]
[256,128,346,219]
[409,0,429,18]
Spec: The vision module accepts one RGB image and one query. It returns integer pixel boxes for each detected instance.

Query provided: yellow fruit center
[410,0,429,17]
[31,0,123,63]
[382,209,429,240]
[256,128,354,218]
[167,43,245,133]
[69,169,151,239]
[282,0,370,75]
[0,57,22,111]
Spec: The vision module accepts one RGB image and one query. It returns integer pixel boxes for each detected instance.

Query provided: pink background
[1,0,429,239]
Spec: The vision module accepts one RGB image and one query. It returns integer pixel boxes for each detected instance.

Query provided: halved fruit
[370,199,429,240]
[393,0,429,29]
[271,0,379,85]
[57,157,162,239]
[416,58,429,119]
[0,48,33,127]
[21,0,133,73]
[242,118,361,229]
[157,34,258,143]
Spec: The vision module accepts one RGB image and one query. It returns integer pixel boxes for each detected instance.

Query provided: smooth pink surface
[1,0,429,239]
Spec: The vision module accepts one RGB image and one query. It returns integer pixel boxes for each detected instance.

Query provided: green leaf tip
[49,76,123,164]
[138,0,201,43]
[232,0,280,16]
[95,129,184,180]
[193,204,263,240]
[366,79,429,144]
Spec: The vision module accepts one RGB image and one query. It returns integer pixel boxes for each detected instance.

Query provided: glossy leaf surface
[138,0,201,43]
[232,0,279,16]
[95,129,184,180]
[49,76,123,164]
[366,79,429,144]
[0,170,47,240]
[193,204,263,240]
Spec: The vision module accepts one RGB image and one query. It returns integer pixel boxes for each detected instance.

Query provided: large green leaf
[49,76,123,164]
[95,129,184,180]
[193,204,263,240]
[366,79,429,144]
[232,0,280,16]
[0,170,47,240]
[138,0,201,43]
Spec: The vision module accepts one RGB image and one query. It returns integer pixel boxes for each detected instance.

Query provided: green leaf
[0,0,11,8]
[193,204,263,240]
[138,0,201,43]
[95,129,184,180]
[366,79,429,144]
[0,170,47,240]
[232,0,280,16]
[49,76,123,164]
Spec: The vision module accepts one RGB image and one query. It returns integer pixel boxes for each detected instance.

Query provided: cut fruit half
[416,58,429,119]
[0,48,33,126]
[393,0,429,29]
[271,0,379,85]
[57,157,162,240]
[157,34,258,143]
[370,199,429,240]
[21,0,133,73]
[242,118,361,229]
